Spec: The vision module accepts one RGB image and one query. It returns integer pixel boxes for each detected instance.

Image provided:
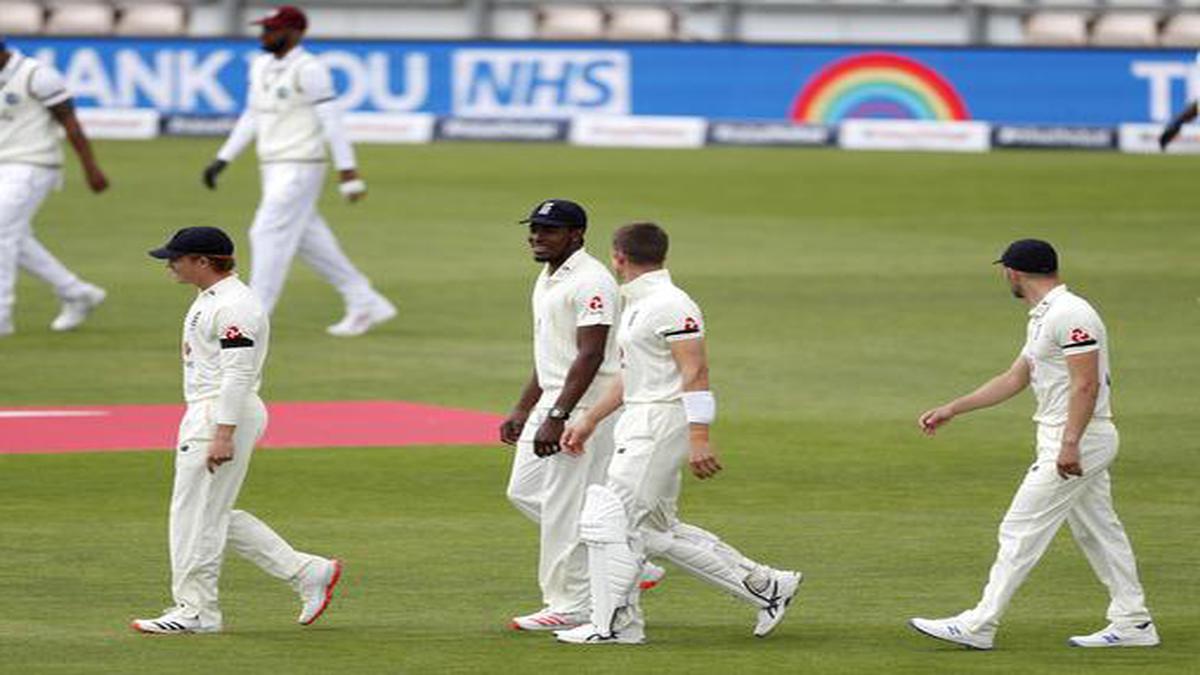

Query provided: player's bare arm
[533,324,609,457]
[1058,351,1100,479]
[918,354,1031,435]
[671,337,722,480]
[561,376,623,455]
[49,100,108,193]
[1159,101,1198,150]
[500,370,542,445]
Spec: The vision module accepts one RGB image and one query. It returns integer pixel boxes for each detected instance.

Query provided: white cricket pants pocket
[249,163,377,314]
[506,407,616,613]
[0,165,78,328]
[168,398,266,627]
[963,422,1151,631]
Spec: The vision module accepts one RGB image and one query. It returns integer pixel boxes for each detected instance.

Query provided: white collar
[268,46,307,67]
[621,268,672,301]
[200,274,241,297]
[1029,283,1068,318]
[544,247,589,283]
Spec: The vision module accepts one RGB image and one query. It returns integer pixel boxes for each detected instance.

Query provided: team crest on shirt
[684,317,700,331]
[1068,327,1092,343]
[587,295,604,312]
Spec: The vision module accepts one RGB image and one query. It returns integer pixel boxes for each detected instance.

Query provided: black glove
[202,159,228,190]
[1159,122,1182,151]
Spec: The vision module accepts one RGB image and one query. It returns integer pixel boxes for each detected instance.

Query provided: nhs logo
[453,49,630,118]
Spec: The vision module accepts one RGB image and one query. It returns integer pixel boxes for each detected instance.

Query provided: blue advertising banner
[6,37,1198,125]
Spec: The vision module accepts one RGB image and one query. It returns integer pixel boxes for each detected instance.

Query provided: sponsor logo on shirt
[219,325,255,349]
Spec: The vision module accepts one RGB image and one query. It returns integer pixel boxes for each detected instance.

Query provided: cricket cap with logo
[519,199,587,229]
[994,238,1058,274]
[149,227,235,259]
[252,5,308,30]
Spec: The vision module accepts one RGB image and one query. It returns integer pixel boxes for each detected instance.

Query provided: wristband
[681,391,716,425]
[339,178,366,197]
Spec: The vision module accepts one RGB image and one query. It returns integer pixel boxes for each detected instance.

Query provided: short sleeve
[215,302,263,350]
[573,273,617,328]
[297,59,336,105]
[29,65,70,107]
[1053,305,1102,356]
[656,297,705,343]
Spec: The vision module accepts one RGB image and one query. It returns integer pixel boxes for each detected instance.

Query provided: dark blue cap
[520,199,587,229]
[149,226,234,259]
[995,239,1057,274]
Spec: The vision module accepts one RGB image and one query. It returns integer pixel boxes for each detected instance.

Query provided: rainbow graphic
[790,53,969,123]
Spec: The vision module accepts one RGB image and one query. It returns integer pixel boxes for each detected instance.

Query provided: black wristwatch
[547,407,571,421]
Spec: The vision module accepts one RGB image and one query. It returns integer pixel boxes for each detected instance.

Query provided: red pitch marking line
[0,401,504,455]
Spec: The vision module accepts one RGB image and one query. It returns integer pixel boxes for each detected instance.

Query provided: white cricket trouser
[960,421,1152,632]
[506,404,615,614]
[603,403,773,607]
[248,162,385,315]
[0,164,88,331]
[170,396,314,628]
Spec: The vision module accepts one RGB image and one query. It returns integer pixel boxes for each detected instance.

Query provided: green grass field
[1,140,1197,673]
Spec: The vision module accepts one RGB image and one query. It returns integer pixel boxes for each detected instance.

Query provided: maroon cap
[252,5,308,31]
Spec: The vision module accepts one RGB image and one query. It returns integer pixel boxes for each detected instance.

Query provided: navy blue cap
[149,227,234,259]
[995,239,1057,274]
[520,199,587,229]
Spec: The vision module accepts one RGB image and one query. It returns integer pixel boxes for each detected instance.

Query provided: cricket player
[132,226,341,634]
[557,222,802,645]
[0,40,107,337]
[501,199,629,631]
[909,239,1157,650]
[202,5,396,337]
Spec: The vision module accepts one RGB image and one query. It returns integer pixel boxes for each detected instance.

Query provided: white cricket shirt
[617,269,705,405]
[1021,284,1112,426]
[247,48,332,163]
[532,248,620,409]
[0,50,69,167]
[181,275,270,425]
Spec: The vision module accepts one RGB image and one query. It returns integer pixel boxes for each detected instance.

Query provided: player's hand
[533,418,565,457]
[206,436,235,473]
[85,166,109,193]
[918,405,955,436]
[202,160,227,190]
[1056,441,1083,479]
[688,438,723,480]
[499,410,529,446]
[561,418,596,456]
[338,169,367,203]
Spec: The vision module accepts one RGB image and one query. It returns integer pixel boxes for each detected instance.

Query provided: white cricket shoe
[753,570,803,637]
[908,615,995,650]
[639,560,666,591]
[295,557,343,625]
[130,607,218,635]
[510,608,588,631]
[1068,621,1160,648]
[555,622,646,645]
[326,300,397,337]
[51,284,106,332]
